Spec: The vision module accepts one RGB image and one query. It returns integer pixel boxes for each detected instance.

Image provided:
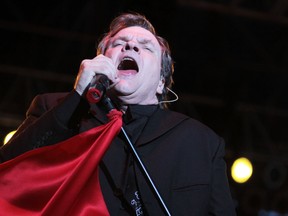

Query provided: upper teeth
[123,57,133,61]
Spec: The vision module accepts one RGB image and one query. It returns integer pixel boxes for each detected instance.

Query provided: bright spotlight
[231,157,253,183]
[3,130,16,145]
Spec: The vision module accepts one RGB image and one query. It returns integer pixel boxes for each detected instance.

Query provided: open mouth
[117,57,139,73]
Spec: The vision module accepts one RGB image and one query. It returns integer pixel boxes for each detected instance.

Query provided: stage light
[231,157,253,183]
[3,130,16,145]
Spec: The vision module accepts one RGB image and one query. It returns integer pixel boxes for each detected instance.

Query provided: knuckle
[80,59,90,69]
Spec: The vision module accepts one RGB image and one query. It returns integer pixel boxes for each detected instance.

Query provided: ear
[156,77,165,94]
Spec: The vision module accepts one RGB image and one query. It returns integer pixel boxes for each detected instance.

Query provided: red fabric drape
[0,109,123,216]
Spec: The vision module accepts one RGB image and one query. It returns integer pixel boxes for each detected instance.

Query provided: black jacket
[0,91,236,215]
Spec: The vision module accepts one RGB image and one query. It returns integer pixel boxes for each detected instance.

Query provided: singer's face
[104,26,164,105]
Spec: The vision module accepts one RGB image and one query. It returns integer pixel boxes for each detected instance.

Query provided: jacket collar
[90,103,189,146]
[136,108,189,146]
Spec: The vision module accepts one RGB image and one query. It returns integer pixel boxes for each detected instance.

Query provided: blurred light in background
[3,130,16,145]
[231,157,253,183]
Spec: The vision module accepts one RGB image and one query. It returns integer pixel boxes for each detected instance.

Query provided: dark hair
[97,13,174,109]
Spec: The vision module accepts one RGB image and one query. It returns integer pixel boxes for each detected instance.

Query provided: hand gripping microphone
[86,75,116,111]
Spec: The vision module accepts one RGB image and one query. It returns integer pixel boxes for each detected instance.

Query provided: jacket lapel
[136,109,189,146]
[89,103,110,124]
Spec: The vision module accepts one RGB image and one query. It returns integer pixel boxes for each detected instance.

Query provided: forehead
[111,26,161,47]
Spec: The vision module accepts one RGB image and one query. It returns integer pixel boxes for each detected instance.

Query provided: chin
[114,80,137,94]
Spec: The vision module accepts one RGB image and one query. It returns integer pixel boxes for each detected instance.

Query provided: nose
[124,42,139,53]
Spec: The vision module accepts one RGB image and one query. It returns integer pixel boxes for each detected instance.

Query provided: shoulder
[158,109,223,147]
[160,109,217,133]
[160,110,226,163]
[27,92,70,116]
[32,92,70,105]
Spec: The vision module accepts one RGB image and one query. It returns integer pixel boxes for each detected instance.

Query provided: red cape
[0,110,122,216]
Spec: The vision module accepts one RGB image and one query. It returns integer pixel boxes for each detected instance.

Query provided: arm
[208,137,237,215]
[0,55,120,163]
[0,90,88,162]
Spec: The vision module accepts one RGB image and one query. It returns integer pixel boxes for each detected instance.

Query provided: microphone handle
[101,95,116,112]
[86,75,109,104]
[86,75,116,111]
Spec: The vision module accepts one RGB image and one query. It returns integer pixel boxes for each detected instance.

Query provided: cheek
[104,50,113,58]
[144,55,161,70]
[104,48,118,60]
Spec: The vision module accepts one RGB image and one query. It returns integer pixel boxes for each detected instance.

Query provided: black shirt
[120,105,158,215]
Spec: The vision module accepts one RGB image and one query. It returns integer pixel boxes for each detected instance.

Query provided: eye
[112,43,121,47]
[112,40,124,47]
[144,46,153,52]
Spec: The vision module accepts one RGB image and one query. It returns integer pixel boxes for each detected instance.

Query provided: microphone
[86,74,109,104]
[86,75,116,111]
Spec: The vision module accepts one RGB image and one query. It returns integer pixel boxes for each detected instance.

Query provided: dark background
[1,0,288,215]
